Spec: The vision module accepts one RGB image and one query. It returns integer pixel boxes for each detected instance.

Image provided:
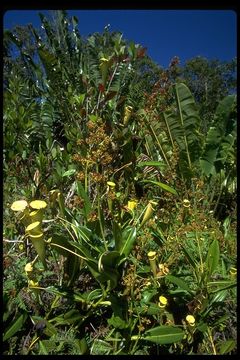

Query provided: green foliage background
[3,10,236,355]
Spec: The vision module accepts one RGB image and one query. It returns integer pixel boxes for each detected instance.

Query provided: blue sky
[4,9,236,68]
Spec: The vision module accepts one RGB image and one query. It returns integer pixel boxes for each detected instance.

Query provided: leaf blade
[143,326,185,345]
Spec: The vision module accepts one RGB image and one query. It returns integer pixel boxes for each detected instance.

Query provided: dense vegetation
[3,10,237,355]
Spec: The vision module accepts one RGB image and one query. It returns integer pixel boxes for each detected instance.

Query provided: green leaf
[118,226,137,257]
[207,280,237,293]
[181,245,198,269]
[107,315,129,329]
[39,340,48,355]
[50,234,74,257]
[141,180,178,195]
[141,289,158,303]
[219,339,236,354]
[159,82,202,180]
[200,95,236,177]
[86,289,103,302]
[142,326,185,345]
[91,339,113,355]
[30,316,58,337]
[196,321,208,333]
[206,239,220,278]
[137,161,164,168]
[165,274,192,294]
[22,150,27,160]
[86,260,119,290]
[136,302,160,315]
[113,221,122,250]
[78,337,89,355]
[69,242,97,265]
[3,312,28,341]
[63,309,83,324]
[98,251,121,272]
[62,168,76,177]
[209,290,228,304]
[76,180,91,218]
[51,147,57,159]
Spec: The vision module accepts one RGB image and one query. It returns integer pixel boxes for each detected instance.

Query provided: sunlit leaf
[165,274,192,294]
[3,312,28,341]
[118,226,137,257]
[141,326,185,345]
[219,339,236,354]
[141,180,178,195]
[62,168,76,177]
[206,239,220,278]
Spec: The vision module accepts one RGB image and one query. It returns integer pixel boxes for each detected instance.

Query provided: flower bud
[127,200,138,211]
[123,105,133,125]
[140,201,157,228]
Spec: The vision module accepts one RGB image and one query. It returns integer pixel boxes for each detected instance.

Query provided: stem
[213,186,223,216]
[106,62,119,93]
[85,161,89,194]
[28,336,40,352]
[96,183,108,251]
[207,327,217,355]
[45,294,60,320]
[50,243,88,261]
[196,231,204,274]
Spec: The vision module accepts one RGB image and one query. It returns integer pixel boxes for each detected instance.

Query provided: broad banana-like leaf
[170,83,202,179]
[200,95,236,177]
[144,83,202,181]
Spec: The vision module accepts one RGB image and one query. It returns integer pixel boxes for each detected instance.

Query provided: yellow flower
[107,181,116,188]
[18,244,24,251]
[183,199,190,208]
[186,315,195,326]
[229,267,237,277]
[30,200,47,210]
[157,263,170,277]
[26,221,42,236]
[158,296,168,308]
[25,263,33,273]
[127,200,138,211]
[11,200,28,212]
[28,279,39,288]
[147,251,157,261]
[100,57,109,63]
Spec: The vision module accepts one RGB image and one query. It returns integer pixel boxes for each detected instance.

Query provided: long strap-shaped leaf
[174,83,192,170]
[131,325,185,345]
[145,115,171,168]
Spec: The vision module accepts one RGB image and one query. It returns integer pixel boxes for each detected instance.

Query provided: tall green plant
[200,94,236,178]
[141,83,202,182]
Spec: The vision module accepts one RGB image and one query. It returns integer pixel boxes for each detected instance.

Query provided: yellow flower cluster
[11,199,48,268]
